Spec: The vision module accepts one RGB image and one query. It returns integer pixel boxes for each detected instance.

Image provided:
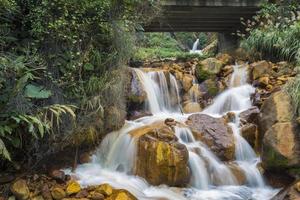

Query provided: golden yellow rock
[295,181,300,193]
[51,187,66,200]
[95,184,113,197]
[183,102,202,113]
[266,84,273,91]
[105,190,137,200]
[258,76,269,86]
[66,181,81,195]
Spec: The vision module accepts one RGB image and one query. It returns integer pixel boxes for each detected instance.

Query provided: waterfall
[134,68,180,114]
[66,63,278,200]
[192,39,199,52]
[190,39,203,54]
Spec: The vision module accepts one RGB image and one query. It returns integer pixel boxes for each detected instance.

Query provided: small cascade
[175,127,237,189]
[134,68,180,114]
[67,63,278,200]
[203,63,266,188]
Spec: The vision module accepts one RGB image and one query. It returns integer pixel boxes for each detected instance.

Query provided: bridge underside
[145,2,260,32]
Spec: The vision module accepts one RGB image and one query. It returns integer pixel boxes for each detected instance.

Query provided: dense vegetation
[134,32,211,60]
[0,0,157,168]
[240,1,300,117]
[240,1,300,64]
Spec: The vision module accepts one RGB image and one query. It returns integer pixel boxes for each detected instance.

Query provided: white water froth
[66,64,278,200]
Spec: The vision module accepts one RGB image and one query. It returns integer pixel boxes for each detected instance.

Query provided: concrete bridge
[144,0,262,51]
[145,0,262,32]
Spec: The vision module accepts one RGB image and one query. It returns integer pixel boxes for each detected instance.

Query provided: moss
[263,143,289,169]
[196,64,213,83]
[288,167,300,177]
[206,79,219,97]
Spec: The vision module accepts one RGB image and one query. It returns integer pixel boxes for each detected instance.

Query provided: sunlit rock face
[187,113,235,161]
[131,123,190,186]
[260,91,300,170]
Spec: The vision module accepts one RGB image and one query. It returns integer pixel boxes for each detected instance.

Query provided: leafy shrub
[0,0,157,165]
[240,1,300,64]
[284,75,300,117]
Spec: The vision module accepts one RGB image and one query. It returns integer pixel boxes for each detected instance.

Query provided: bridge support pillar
[217,33,239,53]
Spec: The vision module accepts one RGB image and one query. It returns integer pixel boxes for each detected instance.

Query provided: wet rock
[223,112,236,123]
[133,124,190,186]
[216,53,234,65]
[75,190,89,198]
[182,74,193,92]
[241,123,258,149]
[227,164,247,185]
[187,84,203,102]
[199,79,219,99]
[271,181,300,200]
[51,187,66,200]
[66,180,81,195]
[105,189,137,200]
[89,191,104,200]
[183,102,202,114]
[10,179,30,200]
[250,61,273,80]
[79,152,91,164]
[127,69,147,103]
[49,170,65,183]
[222,65,234,77]
[95,184,113,197]
[187,114,235,161]
[164,118,177,127]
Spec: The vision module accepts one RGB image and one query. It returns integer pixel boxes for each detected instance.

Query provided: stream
[66,64,279,200]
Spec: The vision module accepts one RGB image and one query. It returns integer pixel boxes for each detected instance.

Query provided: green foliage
[134,32,209,60]
[195,65,214,83]
[284,75,300,117]
[0,0,157,163]
[240,2,300,64]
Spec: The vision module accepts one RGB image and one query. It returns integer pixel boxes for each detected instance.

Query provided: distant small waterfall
[190,39,203,54]
[192,39,199,51]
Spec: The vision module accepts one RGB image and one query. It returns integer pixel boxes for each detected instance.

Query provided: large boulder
[250,60,273,80]
[196,58,224,82]
[186,114,235,161]
[131,123,190,186]
[10,179,30,200]
[259,91,294,135]
[262,122,300,169]
[260,91,300,170]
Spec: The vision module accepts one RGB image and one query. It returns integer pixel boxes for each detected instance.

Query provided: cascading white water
[66,64,279,200]
[175,127,237,189]
[134,68,180,114]
[192,39,199,52]
[190,39,203,54]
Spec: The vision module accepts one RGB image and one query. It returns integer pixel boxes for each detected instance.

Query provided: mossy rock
[195,58,224,83]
